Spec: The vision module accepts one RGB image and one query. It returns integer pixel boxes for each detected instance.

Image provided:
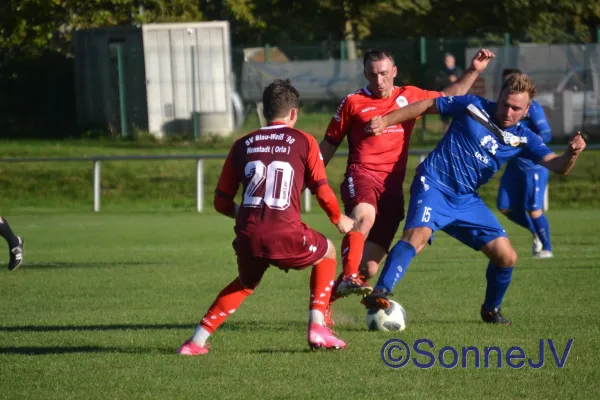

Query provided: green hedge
[0,140,597,213]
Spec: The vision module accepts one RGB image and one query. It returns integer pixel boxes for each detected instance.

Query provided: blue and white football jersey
[417,95,553,195]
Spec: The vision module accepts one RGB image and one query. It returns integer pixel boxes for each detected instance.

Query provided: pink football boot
[177,340,209,356]
[307,323,346,350]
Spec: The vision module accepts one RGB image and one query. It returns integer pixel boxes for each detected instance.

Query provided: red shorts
[234,224,329,288]
[340,164,405,250]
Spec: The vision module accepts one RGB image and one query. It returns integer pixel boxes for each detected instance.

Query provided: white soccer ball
[366,300,407,332]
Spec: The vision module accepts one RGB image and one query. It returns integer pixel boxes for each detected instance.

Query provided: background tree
[1,0,600,138]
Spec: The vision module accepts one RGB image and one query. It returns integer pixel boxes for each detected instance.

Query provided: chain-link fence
[6,32,599,140]
[466,44,600,137]
[234,37,505,141]
[234,37,505,95]
[236,38,600,139]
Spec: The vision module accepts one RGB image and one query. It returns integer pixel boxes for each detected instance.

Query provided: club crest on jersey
[396,96,408,108]
[480,135,498,155]
[505,132,528,147]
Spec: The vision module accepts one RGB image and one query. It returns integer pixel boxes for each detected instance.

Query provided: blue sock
[505,210,535,235]
[374,240,416,293]
[483,263,514,311]
[531,214,552,251]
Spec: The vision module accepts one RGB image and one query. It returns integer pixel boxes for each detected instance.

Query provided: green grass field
[1,211,599,399]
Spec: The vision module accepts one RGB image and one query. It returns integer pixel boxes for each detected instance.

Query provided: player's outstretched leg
[336,231,372,297]
[0,217,24,271]
[178,277,253,356]
[531,213,553,258]
[326,224,371,325]
[362,240,417,311]
[307,255,346,350]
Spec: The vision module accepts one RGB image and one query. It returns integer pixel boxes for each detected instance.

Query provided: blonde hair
[501,72,536,103]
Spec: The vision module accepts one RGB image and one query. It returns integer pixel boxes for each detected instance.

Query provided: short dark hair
[502,67,522,79]
[262,79,300,121]
[363,48,395,68]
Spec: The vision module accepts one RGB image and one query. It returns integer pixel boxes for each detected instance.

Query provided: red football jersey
[325,85,442,178]
[216,123,328,238]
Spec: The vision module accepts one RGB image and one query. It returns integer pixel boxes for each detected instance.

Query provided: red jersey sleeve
[405,86,443,101]
[324,94,354,146]
[304,134,328,193]
[303,133,341,224]
[403,86,442,119]
[214,144,240,217]
[315,184,341,225]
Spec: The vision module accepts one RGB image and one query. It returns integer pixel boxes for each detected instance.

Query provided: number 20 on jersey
[243,161,294,210]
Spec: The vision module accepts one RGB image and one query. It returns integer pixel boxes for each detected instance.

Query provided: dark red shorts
[340,164,405,250]
[234,224,329,288]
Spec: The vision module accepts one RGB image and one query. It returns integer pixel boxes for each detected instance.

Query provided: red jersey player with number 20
[320,48,496,323]
[178,79,354,355]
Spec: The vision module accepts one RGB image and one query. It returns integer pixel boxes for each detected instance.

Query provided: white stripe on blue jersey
[415,95,553,196]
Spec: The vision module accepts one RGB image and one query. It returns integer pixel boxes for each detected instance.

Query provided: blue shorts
[404,175,507,251]
[497,164,548,212]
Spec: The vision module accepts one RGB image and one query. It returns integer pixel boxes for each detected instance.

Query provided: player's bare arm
[319,140,339,167]
[539,132,586,175]
[365,98,438,136]
[441,49,496,96]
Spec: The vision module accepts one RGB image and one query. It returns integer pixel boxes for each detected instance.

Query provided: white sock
[191,325,211,347]
[309,310,325,326]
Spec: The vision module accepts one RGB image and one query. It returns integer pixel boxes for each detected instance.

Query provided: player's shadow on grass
[416,319,483,325]
[221,321,369,333]
[219,320,308,332]
[0,320,307,333]
[23,261,166,269]
[519,263,598,270]
[0,323,194,332]
[0,346,173,355]
[253,348,314,354]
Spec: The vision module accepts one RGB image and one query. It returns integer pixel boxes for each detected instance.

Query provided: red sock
[200,278,253,333]
[341,231,365,278]
[309,258,336,314]
[328,273,345,304]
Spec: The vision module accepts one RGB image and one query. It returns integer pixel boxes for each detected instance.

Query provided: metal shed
[73,21,235,138]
